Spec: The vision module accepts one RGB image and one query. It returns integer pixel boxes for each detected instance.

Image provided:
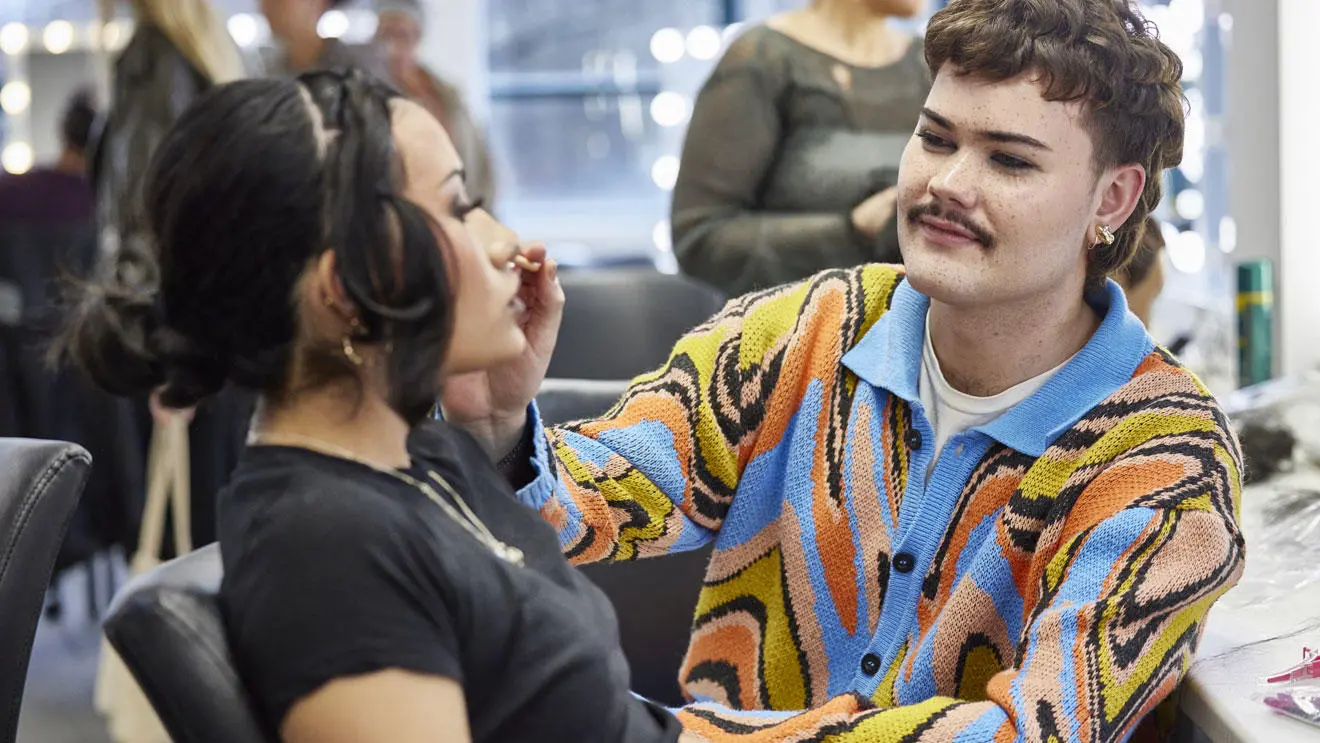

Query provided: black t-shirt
[218,420,681,742]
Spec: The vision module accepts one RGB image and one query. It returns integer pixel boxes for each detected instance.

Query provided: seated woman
[56,69,680,743]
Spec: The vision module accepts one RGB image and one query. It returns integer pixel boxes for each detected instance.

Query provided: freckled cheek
[897,152,935,207]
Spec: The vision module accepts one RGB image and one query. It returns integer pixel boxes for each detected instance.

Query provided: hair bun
[152,326,230,409]
[50,278,165,398]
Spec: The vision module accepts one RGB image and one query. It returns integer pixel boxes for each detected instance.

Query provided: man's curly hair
[925,0,1185,287]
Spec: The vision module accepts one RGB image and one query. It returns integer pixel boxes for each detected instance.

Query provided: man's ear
[1095,163,1146,231]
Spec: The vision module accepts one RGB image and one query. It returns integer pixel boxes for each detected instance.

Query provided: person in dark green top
[672,0,931,296]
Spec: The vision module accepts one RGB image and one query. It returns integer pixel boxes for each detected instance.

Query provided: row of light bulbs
[1,18,136,174]
[0,10,380,174]
[0,10,379,57]
[0,19,131,57]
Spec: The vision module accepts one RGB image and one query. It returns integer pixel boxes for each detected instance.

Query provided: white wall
[415,0,486,122]
[1224,0,1319,379]
[1276,0,1320,377]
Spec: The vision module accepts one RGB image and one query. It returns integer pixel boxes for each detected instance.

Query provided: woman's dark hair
[54,68,455,425]
[1120,214,1165,287]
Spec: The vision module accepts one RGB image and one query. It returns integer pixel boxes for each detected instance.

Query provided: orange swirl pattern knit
[517,265,1244,742]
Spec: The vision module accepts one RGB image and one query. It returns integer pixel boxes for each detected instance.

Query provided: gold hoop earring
[342,318,366,366]
[342,334,364,366]
[1095,224,1116,247]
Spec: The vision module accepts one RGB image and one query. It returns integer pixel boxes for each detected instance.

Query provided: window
[486,0,728,262]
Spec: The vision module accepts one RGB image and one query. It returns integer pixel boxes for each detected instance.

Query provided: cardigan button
[904,428,923,451]
[861,653,882,676]
[893,552,916,574]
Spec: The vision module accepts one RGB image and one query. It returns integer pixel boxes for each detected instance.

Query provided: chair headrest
[0,438,91,743]
[104,544,274,743]
[536,378,632,427]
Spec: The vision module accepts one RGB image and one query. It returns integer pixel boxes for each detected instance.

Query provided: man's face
[897,65,1123,309]
[375,12,422,65]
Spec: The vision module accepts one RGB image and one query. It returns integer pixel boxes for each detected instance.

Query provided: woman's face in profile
[388,100,529,375]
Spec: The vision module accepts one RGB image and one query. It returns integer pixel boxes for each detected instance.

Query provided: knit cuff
[496,421,536,486]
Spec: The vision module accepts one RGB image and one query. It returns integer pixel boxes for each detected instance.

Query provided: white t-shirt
[918,317,1074,481]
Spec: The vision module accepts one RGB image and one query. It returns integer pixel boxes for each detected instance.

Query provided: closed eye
[916,130,953,150]
[452,196,484,221]
[992,153,1035,171]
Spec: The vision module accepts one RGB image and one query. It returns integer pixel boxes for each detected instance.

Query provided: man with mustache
[444,0,1244,739]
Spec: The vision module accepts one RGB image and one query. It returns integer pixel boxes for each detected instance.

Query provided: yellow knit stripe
[821,696,961,741]
[1095,511,1178,720]
[551,440,676,559]
[870,641,908,708]
[1017,410,1217,504]
[693,547,808,710]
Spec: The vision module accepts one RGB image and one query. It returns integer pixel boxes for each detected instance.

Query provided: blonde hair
[120,0,246,84]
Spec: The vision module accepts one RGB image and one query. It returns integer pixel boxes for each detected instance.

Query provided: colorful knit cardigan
[517,265,1245,742]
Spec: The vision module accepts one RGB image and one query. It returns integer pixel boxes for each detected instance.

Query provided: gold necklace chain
[249,432,525,567]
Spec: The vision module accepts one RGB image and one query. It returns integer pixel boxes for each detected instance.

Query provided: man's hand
[850,186,900,240]
[442,242,564,460]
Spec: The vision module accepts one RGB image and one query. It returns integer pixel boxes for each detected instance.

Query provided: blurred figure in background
[1,88,99,437]
[672,0,931,296]
[95,0,247,261]
[261,0,390,79]
[0,89,118,585]
[1117,215,1167,327]
[0,89,96,226]
[92,0,253,550]
[375,0,497,209]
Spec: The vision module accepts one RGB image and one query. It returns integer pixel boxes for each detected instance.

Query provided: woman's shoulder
[218,449,425,570]
[713,23,797,78]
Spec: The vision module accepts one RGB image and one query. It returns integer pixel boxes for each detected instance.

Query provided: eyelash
[916,130,1035,172]
[453,197,484,221]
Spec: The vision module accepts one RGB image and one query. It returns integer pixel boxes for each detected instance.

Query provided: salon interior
[1,0,1318,741]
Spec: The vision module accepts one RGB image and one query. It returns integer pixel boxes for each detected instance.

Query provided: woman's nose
[471,210,521,268]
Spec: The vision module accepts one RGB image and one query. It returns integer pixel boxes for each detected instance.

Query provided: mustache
[906,202,995,250]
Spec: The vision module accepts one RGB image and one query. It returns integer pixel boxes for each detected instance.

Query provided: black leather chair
[537,378,713,707]
[548,269,726,380]
[0,438,91,743]
[102,544,272,743]
[536,378,631,424]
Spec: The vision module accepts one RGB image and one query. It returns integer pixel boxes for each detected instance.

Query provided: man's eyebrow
[921,107,1053,151]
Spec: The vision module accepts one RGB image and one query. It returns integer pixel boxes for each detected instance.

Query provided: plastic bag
[1258,648,1320,727]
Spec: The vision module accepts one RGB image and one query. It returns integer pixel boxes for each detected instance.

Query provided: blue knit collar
[840,277,1155,457]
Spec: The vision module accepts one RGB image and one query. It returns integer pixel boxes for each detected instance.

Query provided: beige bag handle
[133,415,192,570]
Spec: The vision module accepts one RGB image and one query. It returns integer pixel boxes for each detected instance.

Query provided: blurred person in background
[374,0,497,209]
[92,0,253,550]
[1,87,99,477]
[94,0,247,264]
[0,89,97,226]
[261,0,390,79]
[672,0,931,296]
[0,90,134,592]
[1117,215,1166,327]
